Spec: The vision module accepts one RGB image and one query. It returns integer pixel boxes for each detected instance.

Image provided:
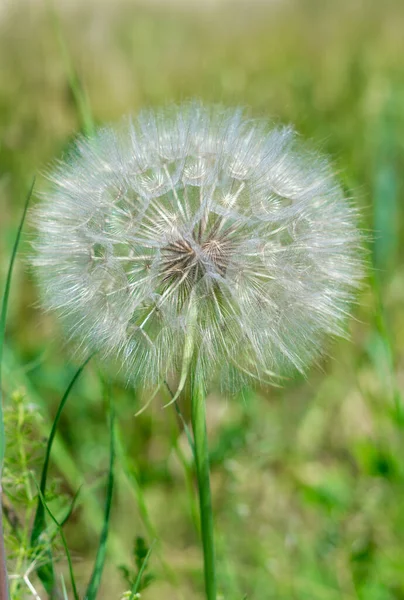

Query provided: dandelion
[32,102,364,600]
[32,102,363,390]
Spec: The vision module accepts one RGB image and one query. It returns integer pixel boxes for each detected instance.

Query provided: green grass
[1,0,404,598]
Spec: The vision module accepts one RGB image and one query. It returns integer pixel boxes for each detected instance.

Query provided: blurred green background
[1,0,404,598]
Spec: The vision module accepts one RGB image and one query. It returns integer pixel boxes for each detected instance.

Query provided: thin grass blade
[30,355,93,594]
[60,574,69,600]
[130,539,156,599]
[116,427,182,591]
[59,486,82,528]
[0,178,34,600]
[2,345,128,559]
[84,389,115,600]
[0,178,35,471]
[115,429,157,540]
[46,0,94,136]
[34,481,80,600]
[38,487,82,550]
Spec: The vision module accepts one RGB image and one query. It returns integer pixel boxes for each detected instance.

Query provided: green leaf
[84,389,115,600]
[130,539,156,599]
[34,480,80,600]
[0,178,35,474]
[134,536,148,570]
[30,355,92,595]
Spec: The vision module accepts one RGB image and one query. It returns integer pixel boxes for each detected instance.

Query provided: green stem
[190,373,216,600]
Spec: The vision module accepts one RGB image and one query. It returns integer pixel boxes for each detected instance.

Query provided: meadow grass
[1,0,404,598]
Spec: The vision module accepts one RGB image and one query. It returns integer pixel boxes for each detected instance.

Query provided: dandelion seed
[32,102,364,388]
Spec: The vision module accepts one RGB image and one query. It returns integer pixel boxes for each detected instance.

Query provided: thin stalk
[190,372,216,600]
[163,383,199,532]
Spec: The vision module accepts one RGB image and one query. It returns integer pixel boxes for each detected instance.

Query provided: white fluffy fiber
[32,102,364,388]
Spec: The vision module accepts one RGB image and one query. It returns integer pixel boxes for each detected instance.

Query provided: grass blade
[3,345,129,562]
[0,178,35,472]
[30,355,93,594]
[115,429,157,541]
[130,539,156,599]
[116,427,183,593]
[59,486,82,528]
[84,389,115,600]
[0,178,35,600]
[34,481,80,600]
[46,0,95,136]
[60,574,69,600]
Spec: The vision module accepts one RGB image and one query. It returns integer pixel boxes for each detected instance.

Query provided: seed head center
[161,227,233,285]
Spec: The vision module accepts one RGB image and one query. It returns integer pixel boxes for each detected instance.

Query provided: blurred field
[1,0,404,598]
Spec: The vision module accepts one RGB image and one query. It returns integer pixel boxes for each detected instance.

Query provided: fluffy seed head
[32,102,364,389]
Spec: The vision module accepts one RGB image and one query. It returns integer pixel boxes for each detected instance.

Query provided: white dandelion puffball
[33,102,364,389]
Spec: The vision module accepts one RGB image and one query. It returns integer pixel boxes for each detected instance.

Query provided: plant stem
[190,373,216,600]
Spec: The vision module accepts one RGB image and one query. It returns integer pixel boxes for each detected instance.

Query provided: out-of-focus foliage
[1,0,404,598]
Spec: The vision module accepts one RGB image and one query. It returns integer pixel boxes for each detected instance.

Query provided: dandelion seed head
[32,102,364,388]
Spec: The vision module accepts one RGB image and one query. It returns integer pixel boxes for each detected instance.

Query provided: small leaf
[134,536,148,570]
[130,539,156,599]
[118,565,133,587]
